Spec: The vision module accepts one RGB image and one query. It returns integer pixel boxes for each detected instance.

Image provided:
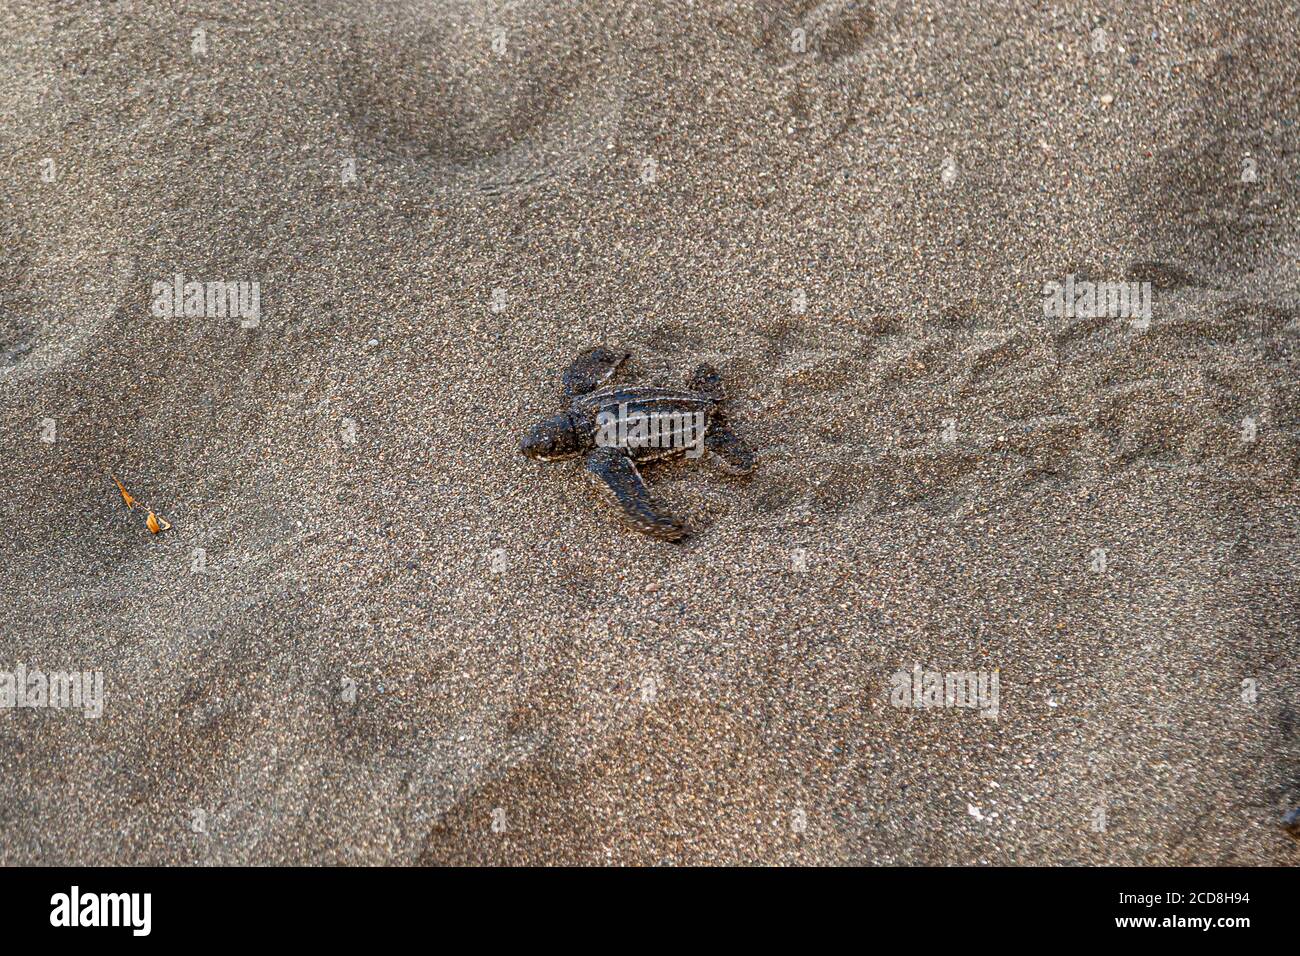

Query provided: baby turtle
[520,346,754,541]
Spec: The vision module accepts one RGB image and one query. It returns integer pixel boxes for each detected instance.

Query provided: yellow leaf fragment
[112,475,137,510]
[112,473,170,535]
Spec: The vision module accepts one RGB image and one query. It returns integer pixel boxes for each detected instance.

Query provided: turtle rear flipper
[690,364,753,473]
[705,423,755,475]
[563,346,628,400]
[584,447,687,541]
[688,363,726,401]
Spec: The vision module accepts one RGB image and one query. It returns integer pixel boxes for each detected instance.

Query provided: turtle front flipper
[705,423,755,475]
[583,447,687,541]
[563,346,628,400]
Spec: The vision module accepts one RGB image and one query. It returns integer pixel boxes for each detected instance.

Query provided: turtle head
[520,411,581,461]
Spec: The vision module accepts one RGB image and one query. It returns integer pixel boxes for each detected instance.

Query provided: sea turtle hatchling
[519,346,755,541]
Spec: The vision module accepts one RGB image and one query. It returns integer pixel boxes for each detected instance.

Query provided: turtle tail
[689,363,726,403]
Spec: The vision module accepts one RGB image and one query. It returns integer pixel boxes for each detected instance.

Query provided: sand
[1,0,1297,864]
